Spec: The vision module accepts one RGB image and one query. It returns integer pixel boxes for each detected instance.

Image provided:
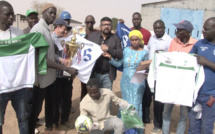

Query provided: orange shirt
[168,37,197,53]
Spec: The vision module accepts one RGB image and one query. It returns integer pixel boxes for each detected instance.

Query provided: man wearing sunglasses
[80,15,98,100]
[85,15,97,39]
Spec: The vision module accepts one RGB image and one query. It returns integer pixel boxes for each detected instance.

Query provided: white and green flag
[0,32,49,94]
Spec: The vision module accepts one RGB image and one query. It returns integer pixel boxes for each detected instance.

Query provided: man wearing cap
[23,9,38,34]
[59,11,73,37]
[51,19,73,127]
[162,20,197,134]
[28,3,78,134]
[60,11,71,26]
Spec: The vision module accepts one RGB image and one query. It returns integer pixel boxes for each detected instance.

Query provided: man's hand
[155,50,164,53]
[59,58,72,67]
[118,19,125,23]
[102,52,111,59]
[65,67,78,76]
[101,44,108,52]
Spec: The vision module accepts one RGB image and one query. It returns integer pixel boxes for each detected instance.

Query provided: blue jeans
[188,94,215,134]
[162,103,188,134]
[0,88,29,134]
[93,73,113,90]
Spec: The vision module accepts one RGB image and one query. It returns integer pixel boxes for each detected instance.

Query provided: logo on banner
[76,43,85,64]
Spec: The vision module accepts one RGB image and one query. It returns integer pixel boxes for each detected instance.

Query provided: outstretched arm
[196,55,215,71]
[47,58,78,76]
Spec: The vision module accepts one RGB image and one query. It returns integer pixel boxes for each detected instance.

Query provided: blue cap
[54,19,71,29]
[174,20,194,32]
[60,11,71,20]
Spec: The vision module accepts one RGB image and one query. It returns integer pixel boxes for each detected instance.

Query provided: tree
[111,17,119,31]
[31,0,64,19]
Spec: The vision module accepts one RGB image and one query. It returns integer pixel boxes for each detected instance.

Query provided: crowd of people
[0,1,215,134]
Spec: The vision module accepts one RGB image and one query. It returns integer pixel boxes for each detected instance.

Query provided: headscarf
[128,30,144,45]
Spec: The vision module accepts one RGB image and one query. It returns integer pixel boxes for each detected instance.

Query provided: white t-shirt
[148,52,205,106]
[0,26,24,40]
[147,33,172,60]
[54,34,103,83]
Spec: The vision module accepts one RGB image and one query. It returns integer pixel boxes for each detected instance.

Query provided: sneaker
[151,127,161,134]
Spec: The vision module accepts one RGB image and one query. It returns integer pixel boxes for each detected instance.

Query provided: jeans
[188,94,215,134]
[28,83,56,134]
[162,104,188,134]
[0,88,29,134]
[93,73,113,90]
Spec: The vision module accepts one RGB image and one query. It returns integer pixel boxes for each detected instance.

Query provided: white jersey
[54,34,103,83]
[147,52,205,106]
[0,33,49,94]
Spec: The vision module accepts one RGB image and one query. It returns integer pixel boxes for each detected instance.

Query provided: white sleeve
[193,65,205,104]
[147,52,157,93]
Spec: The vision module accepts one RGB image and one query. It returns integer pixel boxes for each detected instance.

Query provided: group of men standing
[0,1,215,134]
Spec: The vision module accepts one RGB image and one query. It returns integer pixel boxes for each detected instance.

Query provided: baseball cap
[26,9,38,17]
[174,20,194,32]
[54,19,71,29]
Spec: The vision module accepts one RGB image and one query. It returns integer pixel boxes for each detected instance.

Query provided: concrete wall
[141,0,215,30]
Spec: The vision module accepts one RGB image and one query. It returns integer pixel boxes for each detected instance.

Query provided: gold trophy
[66,31,80,60]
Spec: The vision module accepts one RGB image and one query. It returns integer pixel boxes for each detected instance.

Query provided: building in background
[141,0,215,39]
[13,14,82,30]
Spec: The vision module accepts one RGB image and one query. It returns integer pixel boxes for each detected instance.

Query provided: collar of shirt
[202,39,215,45]
[51,32,59,39]
[99,32,111,41]
[175,37,196,46]
[153,32,169,41]
[86,88,108,102]
[39,18,50,31]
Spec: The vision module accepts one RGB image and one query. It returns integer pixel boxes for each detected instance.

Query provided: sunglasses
[86,21,95,24]
[100,24,111,27]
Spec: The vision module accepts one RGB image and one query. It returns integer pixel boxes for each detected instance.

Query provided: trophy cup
[66,31,80,60]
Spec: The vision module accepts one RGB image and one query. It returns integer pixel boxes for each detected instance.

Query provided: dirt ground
[2,71,215,134]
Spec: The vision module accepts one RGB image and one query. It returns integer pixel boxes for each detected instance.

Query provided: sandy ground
[2,71,215,134]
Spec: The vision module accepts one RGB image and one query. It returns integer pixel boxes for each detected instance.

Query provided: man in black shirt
[88,17,122,90]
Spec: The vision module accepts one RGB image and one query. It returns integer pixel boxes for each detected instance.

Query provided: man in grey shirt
[28,3,77,134]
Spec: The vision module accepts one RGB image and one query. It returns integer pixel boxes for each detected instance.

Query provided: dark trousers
[28,83,56,134]
[142,80,152,123]
[54,78,73,123]
[153,81,164,129]
[80,82,87,101]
